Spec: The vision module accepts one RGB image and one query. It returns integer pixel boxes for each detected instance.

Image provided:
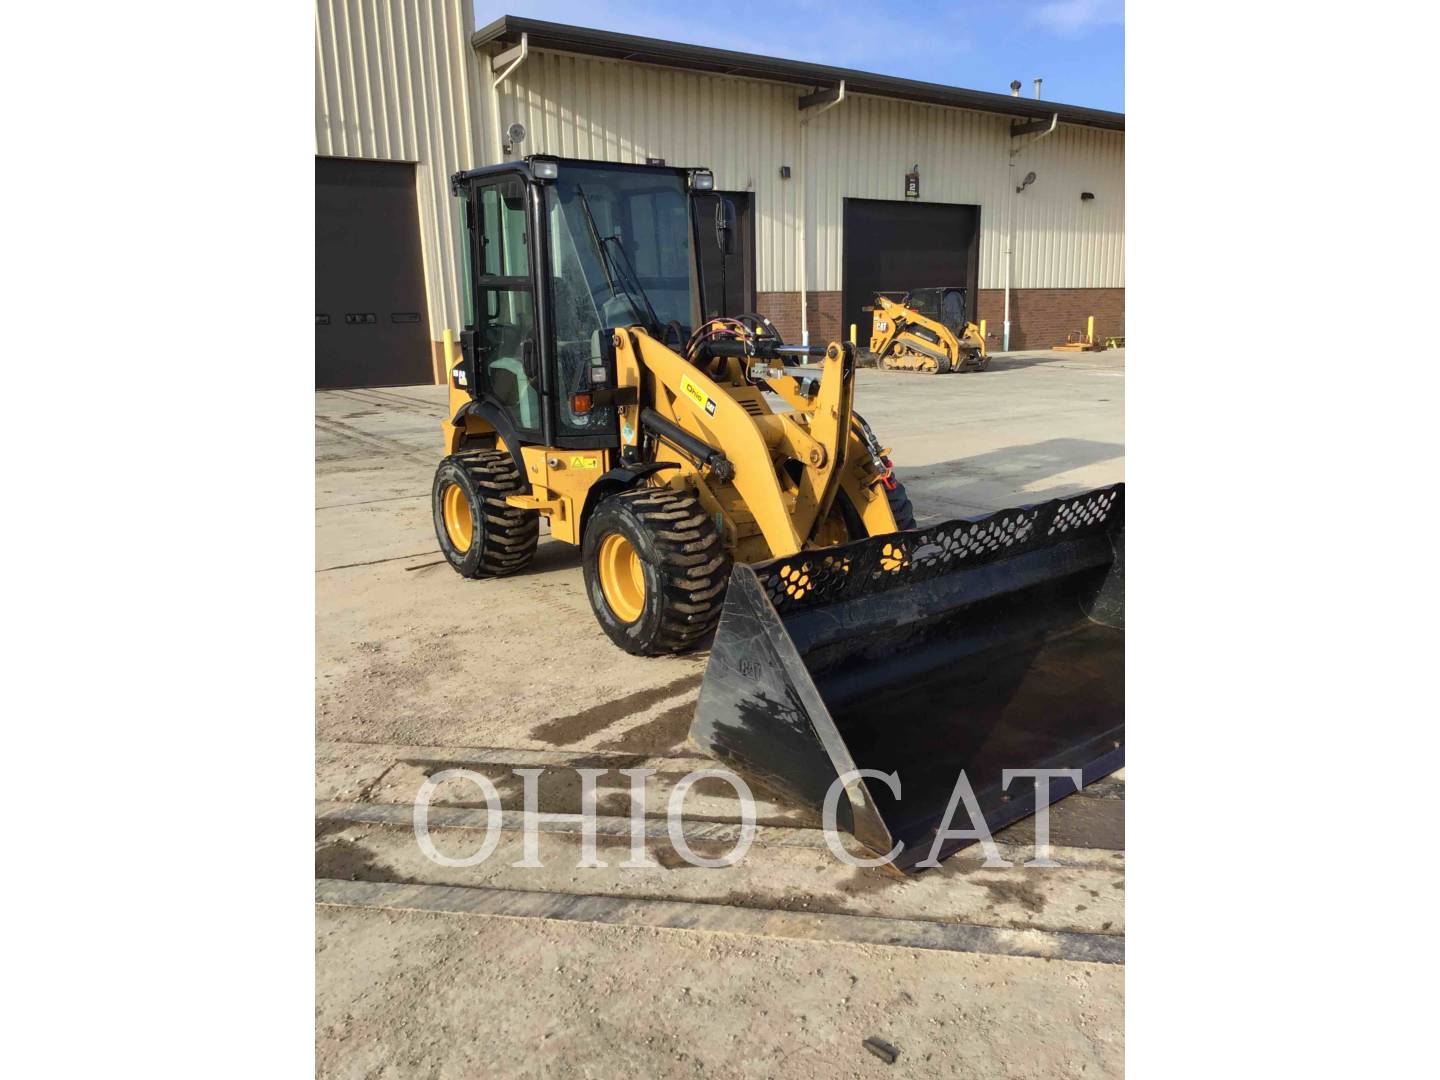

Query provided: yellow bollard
[979,319,987,340]
[1086,315,1094,345]
[849,323,857,346]
[442,327,457,366]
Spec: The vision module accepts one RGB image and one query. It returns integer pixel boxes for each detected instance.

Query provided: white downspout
[490,33,529,163]
[797,80,845,347]
[1005,112,1057,351]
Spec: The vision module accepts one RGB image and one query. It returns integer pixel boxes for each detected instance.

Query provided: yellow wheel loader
[433,157,1122,870]
[869,288,989,373]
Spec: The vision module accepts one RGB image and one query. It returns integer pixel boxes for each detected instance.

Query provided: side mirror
[714,197,737,257]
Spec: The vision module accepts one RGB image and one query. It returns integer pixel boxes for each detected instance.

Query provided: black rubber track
[432,450,538,578]
[583,487,731,655]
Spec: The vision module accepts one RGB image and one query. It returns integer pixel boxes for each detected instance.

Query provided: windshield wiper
[574,186,619,298]
[574,185,660,333]
[601,233,661,332]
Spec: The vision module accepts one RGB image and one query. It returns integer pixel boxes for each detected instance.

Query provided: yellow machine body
[442,327,899,561]
[868,291,988,373]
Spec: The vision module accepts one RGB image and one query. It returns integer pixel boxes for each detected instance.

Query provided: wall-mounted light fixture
[1016,170,1037,194]
[1080,191,1095,201]
[779,165,792,179]
[503,122,526,156]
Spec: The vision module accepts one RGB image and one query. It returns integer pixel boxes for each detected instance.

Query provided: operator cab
[903,287,971,334]
[448,156,714,452]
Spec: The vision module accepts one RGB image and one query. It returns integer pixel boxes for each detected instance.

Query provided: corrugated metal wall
[497,49,804,291]
[314,0,482,340]
[497,50,1124,293]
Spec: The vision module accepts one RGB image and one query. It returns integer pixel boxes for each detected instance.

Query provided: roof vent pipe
[1033,77,1043,99]
[1010,80,1022,97]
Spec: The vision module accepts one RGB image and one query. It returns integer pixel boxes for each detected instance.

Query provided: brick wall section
[975,288,1125,352]
[758,288,1122,351]
[756,291,842,344]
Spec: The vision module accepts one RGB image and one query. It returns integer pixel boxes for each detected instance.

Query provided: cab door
[940,288,968,333]
[466,175,544,441]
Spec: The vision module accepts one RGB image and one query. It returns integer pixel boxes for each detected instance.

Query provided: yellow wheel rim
[442,483,473,553]
[597,532,645,623]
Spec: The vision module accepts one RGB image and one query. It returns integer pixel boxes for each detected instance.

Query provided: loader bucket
[690,485,1124,872]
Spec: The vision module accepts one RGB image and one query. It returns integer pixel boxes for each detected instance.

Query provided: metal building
[315,5,1124,387]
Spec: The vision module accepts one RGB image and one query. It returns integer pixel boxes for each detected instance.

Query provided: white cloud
[1028,0,1125,37]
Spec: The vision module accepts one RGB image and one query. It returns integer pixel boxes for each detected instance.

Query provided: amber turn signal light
[570,392,594,414]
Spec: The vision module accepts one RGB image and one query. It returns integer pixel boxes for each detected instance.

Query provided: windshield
[545,165,695,336]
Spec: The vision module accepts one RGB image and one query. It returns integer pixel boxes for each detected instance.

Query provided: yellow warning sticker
[568,455,599,469]
[680,375,718,417]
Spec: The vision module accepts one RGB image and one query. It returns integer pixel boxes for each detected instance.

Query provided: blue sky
[474,1,1124,113]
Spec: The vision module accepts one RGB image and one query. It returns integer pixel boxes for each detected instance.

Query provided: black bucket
[690,484,1124,872]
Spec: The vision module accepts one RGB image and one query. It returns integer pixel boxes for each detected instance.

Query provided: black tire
[582,487,730,656]
[886,478,918,530]
[835,478,919,537]
[432,451,538,578]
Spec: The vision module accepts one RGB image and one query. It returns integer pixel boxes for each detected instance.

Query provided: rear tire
[432,451,538,578]
[582,487,730,656]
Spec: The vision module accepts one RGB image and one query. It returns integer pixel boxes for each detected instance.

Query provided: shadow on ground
[899,437,1123,514]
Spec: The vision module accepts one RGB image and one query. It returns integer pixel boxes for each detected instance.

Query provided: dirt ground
[316,349,1125,1078]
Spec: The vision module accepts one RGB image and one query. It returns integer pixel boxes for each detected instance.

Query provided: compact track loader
[432,157,1123,869]
[869,289,989,373]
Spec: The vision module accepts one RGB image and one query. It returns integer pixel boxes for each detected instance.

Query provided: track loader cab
[909,287,967,335]
[431,155,1123,871]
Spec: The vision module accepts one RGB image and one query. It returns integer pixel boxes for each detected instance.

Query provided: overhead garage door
[692,191,756,319]
[841,199,981,343]
[315,158,432,389]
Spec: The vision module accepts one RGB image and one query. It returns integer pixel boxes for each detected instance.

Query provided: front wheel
[886,478,918,530]
[835,476,919,538]
[582,488,730,656]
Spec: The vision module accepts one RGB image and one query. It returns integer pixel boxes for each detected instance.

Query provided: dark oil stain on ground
[976,875,1049,913]
[315,837,404,883]
[836,866,908,898]
[527,673,704,746]
[653,838,736,870]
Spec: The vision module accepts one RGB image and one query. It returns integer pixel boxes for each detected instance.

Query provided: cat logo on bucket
[680,375,718,417]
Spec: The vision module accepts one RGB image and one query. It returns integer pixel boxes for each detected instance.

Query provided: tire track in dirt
[315,415,434,465]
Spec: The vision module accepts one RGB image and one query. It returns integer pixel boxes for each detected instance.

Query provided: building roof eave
[472,15,1124,133]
